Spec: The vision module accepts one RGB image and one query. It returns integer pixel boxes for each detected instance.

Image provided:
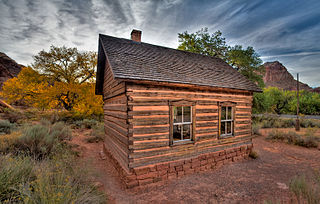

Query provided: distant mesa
[263,61,319,92]
[0,52,22,88]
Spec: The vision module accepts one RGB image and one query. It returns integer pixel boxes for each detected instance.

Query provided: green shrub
[249,150,259,159]
[86,122,105,143]
[282,119,296,128]
[0,121,72,159]
[289,173,320,204]
[252,124,261,135]
[266,129,318,148]
[266,129,285,141]
[19,163,105,204]
[0,120,16,134]
[73,119,98,129]
[300,136,318,148]
[0,156,35,203]
[0,154,106,204]
[2,109,24,123]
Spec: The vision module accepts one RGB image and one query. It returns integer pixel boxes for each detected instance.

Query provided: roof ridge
[98,33,229,64]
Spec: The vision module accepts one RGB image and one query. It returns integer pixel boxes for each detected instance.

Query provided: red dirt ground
[71,128,320,203]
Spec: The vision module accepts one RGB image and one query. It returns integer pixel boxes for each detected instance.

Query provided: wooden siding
[103,60,129,172]
[126,82,253,168]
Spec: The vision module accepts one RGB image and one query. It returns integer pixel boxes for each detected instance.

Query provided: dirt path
[71,129,320,203]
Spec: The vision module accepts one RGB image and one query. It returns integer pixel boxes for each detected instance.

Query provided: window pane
[227,107,232,119]
[173,125,182,141]
[221,122,225,135]
[174,107,182,123]
[183,124,191,140]
[183,106,191,122]
[221,107,226,120]
[227,121,232,134]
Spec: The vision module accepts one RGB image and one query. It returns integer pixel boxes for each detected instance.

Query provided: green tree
[226,45,265,88]
[178,28,228,59]
[32,45,97,84]
[177,28,265,88]
[264,87,294,114]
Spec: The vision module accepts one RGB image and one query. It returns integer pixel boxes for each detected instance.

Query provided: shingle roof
[96,34,262,94]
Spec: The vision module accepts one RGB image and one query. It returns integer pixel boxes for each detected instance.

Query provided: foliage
[266,129,318,148]
[86,122,105,143]
[1,67,49,108]
[289,172,320,204]
[177,27,265,87]
[226,45,265,88]
[249,150,259,159]
[0,156,35,203]
[178,28,228,59]
[1,46,103,118]
[253,115,320,129]
[73,119,99,129]
[0,154,106,203]
[252,123,261,135]
[253,87,320,115]
[32,45,97,84]
[0,120,16,134]
[0,121,72,160]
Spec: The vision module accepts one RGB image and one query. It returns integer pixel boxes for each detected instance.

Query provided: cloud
[0,0,319,87]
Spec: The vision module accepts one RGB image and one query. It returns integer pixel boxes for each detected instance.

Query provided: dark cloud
[0,0,319,87]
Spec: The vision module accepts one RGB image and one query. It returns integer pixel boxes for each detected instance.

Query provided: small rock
[93,181,104,188]
[277,182,288,190]
[100,150,107,160]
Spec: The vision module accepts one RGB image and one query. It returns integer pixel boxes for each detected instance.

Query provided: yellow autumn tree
[1,46,103,118]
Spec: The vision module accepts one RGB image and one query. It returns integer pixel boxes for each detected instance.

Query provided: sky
[0,0,319,87]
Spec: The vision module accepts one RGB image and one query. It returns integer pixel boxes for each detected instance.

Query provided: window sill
[171,140,195,147]
[219,135,234,139]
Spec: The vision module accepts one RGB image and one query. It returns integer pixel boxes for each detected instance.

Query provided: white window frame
[220,106,234,137]
[173,106,192,142]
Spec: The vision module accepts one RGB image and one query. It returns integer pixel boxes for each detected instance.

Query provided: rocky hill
[263,61,316,92]
[0,52,22,88]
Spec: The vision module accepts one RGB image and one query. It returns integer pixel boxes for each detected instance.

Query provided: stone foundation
[103,143,253,188]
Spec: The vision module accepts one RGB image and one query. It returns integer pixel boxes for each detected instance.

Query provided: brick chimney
[131,29,142,42]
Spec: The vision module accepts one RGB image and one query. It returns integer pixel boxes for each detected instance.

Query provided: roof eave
[114,75,261,93]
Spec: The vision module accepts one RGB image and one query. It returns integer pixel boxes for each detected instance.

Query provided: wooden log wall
[103,60,129,172]
[126,82,253,168]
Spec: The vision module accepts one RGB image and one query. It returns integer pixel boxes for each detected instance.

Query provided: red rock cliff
[263,61,313,91]
[0,52,22,88]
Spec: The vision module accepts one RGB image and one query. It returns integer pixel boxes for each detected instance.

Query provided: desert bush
[2,109,24,123]
[86,122,105,143]
[0,153,106,203]
[0,132,21,153]
[266,129,285,141]
[17,122,71,159]
[282,119,296,128]
[0,121,72,159]
[252,124,261,135]
[289,172,320,204]
[300,136,318,148]
[249,150,259,159]
[0,156,35,203]
[18,161,105,204]
[73,119,98,129]
[0,120,16,134]
[267,130,318,148]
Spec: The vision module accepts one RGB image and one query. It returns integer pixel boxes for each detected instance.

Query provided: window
[169,101,196,145]
[219,104,235,138]
[173,106,192,141]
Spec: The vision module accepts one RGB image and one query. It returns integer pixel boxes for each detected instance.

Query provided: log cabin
[95,29,262,188]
